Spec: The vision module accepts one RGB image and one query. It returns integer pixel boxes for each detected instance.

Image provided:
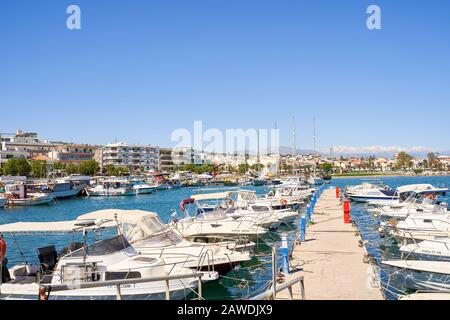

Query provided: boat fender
[279,198,288,206]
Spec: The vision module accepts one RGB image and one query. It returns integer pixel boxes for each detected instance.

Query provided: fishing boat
[0,220,199,300]
[47,179,82,199]
[400,238,450,261]
[3,183,54,206]
[86,179,135,197]
[76,209,252,275]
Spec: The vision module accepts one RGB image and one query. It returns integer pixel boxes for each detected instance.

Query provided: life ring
[279,198,288,206]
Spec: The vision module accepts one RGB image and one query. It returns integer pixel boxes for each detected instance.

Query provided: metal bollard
[299,214,306,241]
[281,234,290,274]
[306,204,311,223]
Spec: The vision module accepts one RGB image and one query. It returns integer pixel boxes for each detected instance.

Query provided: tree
[78,160,99,176]
[53,162,66,170]
[30,160,48,178]
[395,152,413,170]
[321,162,333,174]
[427,153,439,170]
[66,163,80,175]
[3,158,32,176]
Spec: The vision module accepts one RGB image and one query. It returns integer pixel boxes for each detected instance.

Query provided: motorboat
[76,209,252,275]
[131,180,157,195]
[0,220,199,300]
[174,193,269,242]
[190,192,296,228]
[367,184,449,207]
[381,260,450,292]
[3,183,54,206]
[347,186,398,203]
[383,213,450,242]
[86,179,135,197]
[278,176,308,189]
[378,201,448,221]
[400,238,450,261]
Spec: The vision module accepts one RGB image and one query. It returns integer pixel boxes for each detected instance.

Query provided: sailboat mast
[313,116,317,177]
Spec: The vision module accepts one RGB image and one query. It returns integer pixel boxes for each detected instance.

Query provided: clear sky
[1,0,449,152]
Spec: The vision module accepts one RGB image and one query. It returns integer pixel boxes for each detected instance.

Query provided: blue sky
[1,0,449,152]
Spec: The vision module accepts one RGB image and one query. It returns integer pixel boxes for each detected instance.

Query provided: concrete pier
[277,188,384,300]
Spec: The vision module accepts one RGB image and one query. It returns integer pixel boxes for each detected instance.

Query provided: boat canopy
[0,219,116,234]
[77,209,159,225]
[191,192,231,201]
[0,209,160,234]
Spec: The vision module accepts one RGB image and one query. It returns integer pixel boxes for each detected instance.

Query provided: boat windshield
[68,235,131,257]
[122,216,183,245]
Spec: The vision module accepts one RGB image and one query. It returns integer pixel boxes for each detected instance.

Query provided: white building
[0,130,61,168]
[99,142,159,172]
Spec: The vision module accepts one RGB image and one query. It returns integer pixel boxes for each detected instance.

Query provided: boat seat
[37,246,57,274]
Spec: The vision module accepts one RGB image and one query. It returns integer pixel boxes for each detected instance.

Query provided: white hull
[7,195,54,206]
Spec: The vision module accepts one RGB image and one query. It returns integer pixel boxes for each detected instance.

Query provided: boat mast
[313,116,317,178]
[292,116,297,176]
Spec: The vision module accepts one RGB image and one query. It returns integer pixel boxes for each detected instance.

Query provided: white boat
[0,221,199,300]
[76,209,252,275]
[191,192,296,229]
[131,180,157,194]
[384,213,450,241]
[367,184,449,207]
[175,194,269,242]
[381,260,450,292]
[379,203,448,221]
[398,292,450,300]
[400,238,450,261]
[3,183,54,206]
[86,179,135,197]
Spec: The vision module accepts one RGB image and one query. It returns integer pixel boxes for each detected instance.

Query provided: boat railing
[38,272,204,300]
[249,274,305,300]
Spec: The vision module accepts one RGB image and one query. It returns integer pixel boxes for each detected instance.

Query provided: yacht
[382,260,450,292]
[400,238,450,261]
[0,220,199,300]
[76,209,252,275]
[384,213,450,242]
[367,184,449,207]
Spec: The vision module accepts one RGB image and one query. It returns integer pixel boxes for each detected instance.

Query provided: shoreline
[331,173,450,179]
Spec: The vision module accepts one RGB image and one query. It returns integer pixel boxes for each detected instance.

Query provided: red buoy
[343,200,350,224]
[335,187,340,198]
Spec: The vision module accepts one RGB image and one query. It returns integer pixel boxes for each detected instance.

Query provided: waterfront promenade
[277,188,384,300]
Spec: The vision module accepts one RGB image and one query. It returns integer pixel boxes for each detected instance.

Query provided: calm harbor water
[1,175,449,299]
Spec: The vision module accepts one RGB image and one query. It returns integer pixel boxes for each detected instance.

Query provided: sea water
[1,175,449,299]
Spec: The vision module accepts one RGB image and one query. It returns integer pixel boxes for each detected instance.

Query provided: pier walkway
[276,188,384,300]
